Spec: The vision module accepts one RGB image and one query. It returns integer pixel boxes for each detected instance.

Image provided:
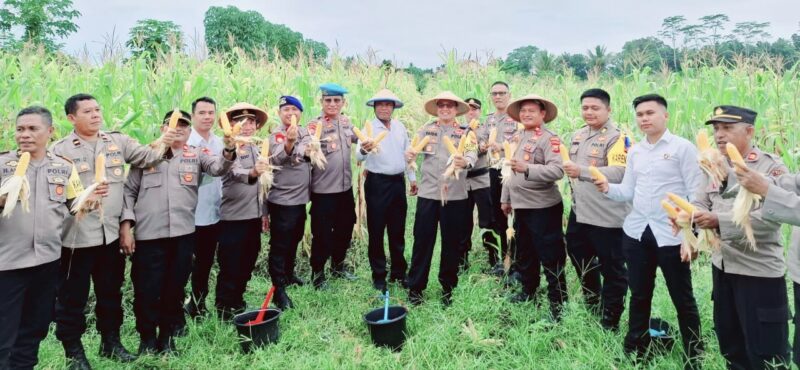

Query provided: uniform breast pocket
[47,175,67,203]
[323,135,340,154]
[587,147,607,167]
[105,155,125,183]
[179,171,198,186]
[142,172,162,189]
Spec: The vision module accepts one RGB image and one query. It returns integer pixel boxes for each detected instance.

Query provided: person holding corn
[120,110,238,355]
[593,94,703,367]
[52,94,176,369]
[214,103,271,320]
[562,88,630,330]
[689,106,791,369]
[404,91,477,307]
[266,95,311,310]
[356,89,415,293]
[500,94,568,321]
[0,106,105,370]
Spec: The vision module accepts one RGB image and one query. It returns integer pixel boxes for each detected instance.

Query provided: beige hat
[424,91,469,116]
[224,102,269,130]
[366,88,404,108]
[507,94,558,123]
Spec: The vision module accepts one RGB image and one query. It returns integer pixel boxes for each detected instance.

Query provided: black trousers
[489,169,514,267]
[215,219,262,311]
[622,226,702,361]
[268,202,306,287]
[0,261,59,370]
[365,172,407,283]
[713,267,790,369]
[188,222,220,307]
[310,189,356,274]
[55,241,126,343]
[407,197,469,293]
[131,234,194,339]
[515,204,568,318]
[565,211,628,322]
[460,186,496,268]
[793,282,800,368]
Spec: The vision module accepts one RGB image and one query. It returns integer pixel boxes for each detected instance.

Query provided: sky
[64,0,800,67]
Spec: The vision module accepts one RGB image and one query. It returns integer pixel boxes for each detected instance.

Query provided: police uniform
[308,103,359,285]
[459,115,496,271]
[215,142,264,315]
[267,110,312,307]
[122,144,233,351]
[0,150,79,369]
[484,111,520,272]
[565,120,629,328]
[50,130,165,359]
[501,121,567,319]
[693,106,791,368]
[407,114,477,304]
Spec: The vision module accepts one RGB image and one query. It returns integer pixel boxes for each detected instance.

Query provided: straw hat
[224,102,269,130]
[506,94,558,123]
[366,88,404,108]
[423,91,469,116]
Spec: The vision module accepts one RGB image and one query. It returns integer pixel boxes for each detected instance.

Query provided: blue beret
[319,83,348,96]
[279,95,303,112]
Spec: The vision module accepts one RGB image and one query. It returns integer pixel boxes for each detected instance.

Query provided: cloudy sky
[65,0,799,67]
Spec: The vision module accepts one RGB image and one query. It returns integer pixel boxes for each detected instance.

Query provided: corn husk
[307,123,328,170]
[0,152,31,217]
[726,143,760,249]
[257,137,280,203]
[71,154,106,218]
[696,129,727,189]
[500,141,514,185]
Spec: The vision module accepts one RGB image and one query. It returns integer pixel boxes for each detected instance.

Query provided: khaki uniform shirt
[221,143,262,221]
[414,120,478,201]
[484,112,520,158]
[0,151,80,270]
[268,124,312,206]
[755,173,800,282]
[501,126,564,209]
[122,145,233,241]
[51,131,165,248]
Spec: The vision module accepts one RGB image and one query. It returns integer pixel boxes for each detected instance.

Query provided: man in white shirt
[594,94,703,367]
[184,97,224,320]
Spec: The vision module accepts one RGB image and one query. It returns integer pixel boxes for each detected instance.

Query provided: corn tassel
[0,152,31,217]
[71,154,106,218]
[726,143,760,249]
[307,122,328,170]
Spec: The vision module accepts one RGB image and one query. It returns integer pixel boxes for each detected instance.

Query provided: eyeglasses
[436,102,456,109]
[323,98,343,104]
[490,91,508,97]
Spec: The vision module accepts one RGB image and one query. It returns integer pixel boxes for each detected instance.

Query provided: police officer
[562,88,629,330]
[267,95,311,309]
[405,91,477,306]
[308,83,358,288]
[690,106,791,369]
[215,103,270,319]
[357,89,415,292]
[500,94,568,321]
[0,106,102,370]
[120,110,236,354]
[485,81,521,276]
[52,94,174,368]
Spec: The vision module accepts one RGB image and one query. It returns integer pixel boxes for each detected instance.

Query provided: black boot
[287,274,306,287]
[99,331,137,362]
[63,340,92,370]
[137,336,158,355]
[156,330,177,355]
[441,287,454,307]
[273,287,294,310]
[330,265,357,280]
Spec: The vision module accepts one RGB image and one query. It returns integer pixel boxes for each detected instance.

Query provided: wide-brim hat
[224,102,268,130]
[507,94,558,123]
[424,91,469,116]
[366,88,404,108]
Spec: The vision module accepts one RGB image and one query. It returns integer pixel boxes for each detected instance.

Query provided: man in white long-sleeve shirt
[594,94,703,368]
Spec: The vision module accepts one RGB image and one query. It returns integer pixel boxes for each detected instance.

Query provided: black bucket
[364,305,408,351]
[233,308,281,353]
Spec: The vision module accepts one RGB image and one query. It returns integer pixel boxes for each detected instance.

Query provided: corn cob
[352,126,369,142]
[696,129,711,151]
[0,151,31,217]
[413,136,430,152]
[503,142,512,161]
[290,114,297,128]
[220,111,233,136]
[500,141,514,185]
[167,109,181,129]
[469,119,479,130]
[410,135,418,149]
[365,120,373,138]
[373,131,389,144]
[95,154,106,183]
[457,134,468,154]
[443,136,458,156]
[559,144,570,163]
[588,166,606,182]
[258,135,278,203]
[661,200,680,219]
[71,153,106,218]
[666,192,695,214]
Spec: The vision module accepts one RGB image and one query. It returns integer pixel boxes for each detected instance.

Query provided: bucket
[233,308,282,352]
[363,305,408,351]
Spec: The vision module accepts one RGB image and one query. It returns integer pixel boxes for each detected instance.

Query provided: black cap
[162,110,192,126]
[465,98,481,109]
[705,105,757,125]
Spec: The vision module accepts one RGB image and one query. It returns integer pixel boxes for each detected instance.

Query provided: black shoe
[99,331,137,362]
[312,272,327,290]
[331,269,358,281]
[184,299,206,319]
[489,263,505,277]
[373,280,387,292]
[138,337,158,355]
[408,290,424,306]
[156,333,177,356]
[63,340,92,370]
[509,291,534,303]
[274,287,294,310]
[441,288,453,307]
[287,275,306,287]
[600,314,620,332]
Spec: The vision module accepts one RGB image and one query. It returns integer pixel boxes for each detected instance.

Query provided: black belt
[467,167,489,178]
[366,171,404,181]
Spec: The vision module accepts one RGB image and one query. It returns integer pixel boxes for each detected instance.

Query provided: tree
[303,39,328,61]
[586,45,609,73]
[732,21,772,45]
[658,16,686,59]
[556,52,589,79]
[502,45,539,74]
[533,51,557,77]
[0,0,81,52]
[619,37,673,72]
[679,24,706,49]
[699,14,730,47]
[126,19,184,60]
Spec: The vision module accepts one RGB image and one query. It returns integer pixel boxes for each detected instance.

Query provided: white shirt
[188,128,224,226]
[355,118,416,182]
[606,130,702,247]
